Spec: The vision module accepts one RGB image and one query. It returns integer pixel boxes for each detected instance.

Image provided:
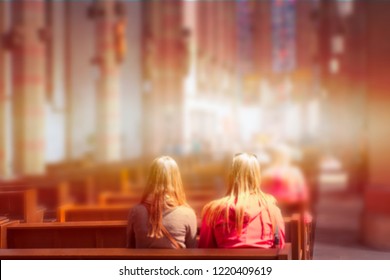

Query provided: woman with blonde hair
[199,153,285,248]
[127,156,197,248]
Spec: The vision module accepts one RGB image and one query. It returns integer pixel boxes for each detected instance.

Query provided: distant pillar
[142,1,185,157]
[361,1,390,250]
[0,1,7,177]
[11,0,46,175]
[90,0,125,162]
[64,2,73,161]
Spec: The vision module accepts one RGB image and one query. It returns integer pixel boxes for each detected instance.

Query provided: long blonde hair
[141,156,187,238]
[202,153,275,235]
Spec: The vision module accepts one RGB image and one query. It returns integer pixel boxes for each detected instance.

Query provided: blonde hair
[202,153,275,235]
[141,156,187,238]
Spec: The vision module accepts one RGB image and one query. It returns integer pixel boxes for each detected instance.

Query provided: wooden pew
[99,195,211,221]
[98,188,218,206]
[6,221,127,248]
[59,197,305,259]
[0,179,71,220]
[284,214,301,260]
[50,165,138,205]
[49,170,101,205]
[57,204,303,259]
[5,216,300,259]
[0,218,19,248]
[0,244,291,260]
[98,191,216,221]
[0,189,44,223]
[58,205,131,222]
[99,192,141,205]
[279,201,313,260]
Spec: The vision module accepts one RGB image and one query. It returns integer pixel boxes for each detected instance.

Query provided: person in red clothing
[262,144,309,204]
[198,153,285,249]
[262,144,312,224]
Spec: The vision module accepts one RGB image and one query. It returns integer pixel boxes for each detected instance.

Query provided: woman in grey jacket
[127,156,197,248]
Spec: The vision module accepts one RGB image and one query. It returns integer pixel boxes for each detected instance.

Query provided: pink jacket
[199,196,285,249]
[262,166,309,203]
[262,166,312,224]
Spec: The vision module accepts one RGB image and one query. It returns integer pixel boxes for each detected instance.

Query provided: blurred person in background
[262,144,312,223]
[127,156,197,248]
[199,153,285,249]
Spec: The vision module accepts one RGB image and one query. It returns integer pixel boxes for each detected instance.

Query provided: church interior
[0,0,390,260]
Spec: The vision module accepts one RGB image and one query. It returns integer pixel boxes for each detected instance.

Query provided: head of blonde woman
[203,153,274,234]
[227,153,262,198]
[141,156,187,238]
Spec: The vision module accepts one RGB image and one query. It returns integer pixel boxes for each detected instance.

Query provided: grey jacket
[126,204,197,248]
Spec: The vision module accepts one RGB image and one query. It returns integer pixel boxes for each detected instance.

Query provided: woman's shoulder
[207,196,229,207]
[263,196,283,215]
[175,205,196,217]
[203,197,228,212]
[131,204,148,215]
[202,197,237,221]
[169,205,197,226]
[263,193,277,204]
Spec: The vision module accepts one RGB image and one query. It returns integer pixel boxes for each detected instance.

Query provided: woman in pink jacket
[262,144,309,204]
[199,153,285,249]
[262,144,312,224]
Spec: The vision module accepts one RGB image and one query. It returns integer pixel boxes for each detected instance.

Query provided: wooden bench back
[0,179,70,220]
[0,244,291,260]
[58,205,131,222]
[5,216,300,259]
[284,214,301,260]
[0,218,19,248]
[6,221,127,249]
[0,189,44,223]
[279,201,312,260]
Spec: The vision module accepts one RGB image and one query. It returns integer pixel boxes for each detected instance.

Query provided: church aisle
[314,192,390,260]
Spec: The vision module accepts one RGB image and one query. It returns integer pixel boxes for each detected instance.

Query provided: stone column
[361,1,390,250]
[142,0,185,157]
[64,1,73,161]
[11,0,46,175]
[91,0,124,162]
[0,1,7,177]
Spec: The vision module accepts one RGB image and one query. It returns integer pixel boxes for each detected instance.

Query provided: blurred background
[0,0,389,259]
